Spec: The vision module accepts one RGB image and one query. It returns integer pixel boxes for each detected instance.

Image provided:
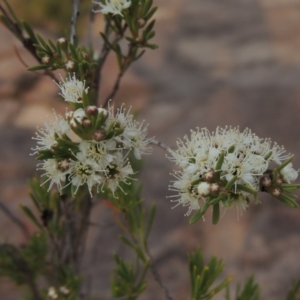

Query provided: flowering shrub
[0,1,300,300]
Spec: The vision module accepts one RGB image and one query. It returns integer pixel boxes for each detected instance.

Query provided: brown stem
[0,3,59,83]
[0,198,30,239]
[70,0,80,44]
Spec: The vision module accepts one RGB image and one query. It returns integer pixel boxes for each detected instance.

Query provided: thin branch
[70,0,80,44]
[92,17,112,105]
[151,139,171,151]
[103,72,122,108]
[0,199,30,239]
[87,3,98,48]
[146,248,173,300]
[0,3,59,83]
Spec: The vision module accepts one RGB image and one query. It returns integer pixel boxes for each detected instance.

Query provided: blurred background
[1,0,300,299]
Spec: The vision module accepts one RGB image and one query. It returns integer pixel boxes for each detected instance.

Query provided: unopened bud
[58,159,70,171]
[271,187,282,197]
[83,119,92,127]
[81,51,89,59]
[93,130,106,141]
[65,60,75,70]
[275,178,283,186]
[98,107,108,118]
[197,182,210,197]
[260,175,271,191]
[137,18,146,27]
[41,56,50,64]
[59,286,70,295]
[85,105,99,116]
[203,169,215,182]
[57,37,67,44]
[209,183,220,195]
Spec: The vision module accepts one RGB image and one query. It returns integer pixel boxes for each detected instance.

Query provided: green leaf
[27,65,49,71]
[212,203,220,224]
[21,21,37,44]
[20,205,43,230]
[145,203,156,240]
[144,7,157,21]
[225,175,238,190]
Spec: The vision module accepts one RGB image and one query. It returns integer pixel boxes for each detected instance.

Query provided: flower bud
[83,119,92,127]
[41,56,50,64]
[203,169,215,182]
[65,60,75,70]
[209,183,220,195]
[57,37,67,44]
[93,129,106,141]
[259,175,271,191]
[81,51,89,59]
[85,105,99,116]
[58,159,70,171]
[59,286,70,295]
[271,187,282,197]
[197,182,210,197]
[137,18,146,27]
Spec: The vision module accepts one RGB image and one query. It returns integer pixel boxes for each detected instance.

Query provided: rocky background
[0,0,300,299]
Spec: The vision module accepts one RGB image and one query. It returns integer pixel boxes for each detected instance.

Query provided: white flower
[106,103,152,159]
[119,120,153,160]
[32,111,70,154]
[93,0,131,16]
[104,152,134,194]
[59,286,70,295]
[68,152,103,196]
[280,162,298,183]
[38,159,68,191]
[48,287,58,299]
[167,126,297,216]
[168,172,201,216]
[79,140,115,170]
[106,103,133,133]
[56,74,89,103]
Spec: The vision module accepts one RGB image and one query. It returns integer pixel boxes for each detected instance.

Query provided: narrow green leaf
[144,7,157,21]
[20,205,43,230]
[236,184,257,195]
[225,175,238,190]
[145,203,156,240]
[212,203,220,224]
[119,235,135,249]
[21,21,37,43]
[27,65,49,71]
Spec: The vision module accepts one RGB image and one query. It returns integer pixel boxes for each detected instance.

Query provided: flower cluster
[167,127,299,221]
[47,286,70,299]
[33,75,152,197]
[93,0,131,16]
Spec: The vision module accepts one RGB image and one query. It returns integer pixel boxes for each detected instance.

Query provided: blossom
[68,152,103,196]
[167,126,297,217]
[47,287,58,299]
[38,159,68,191]
[78,140,115,170]
[93,0,131,16]
[103,152,134,194]
[280,162,298,183]
[32,111,70,154]
[55,74,89,103]
[168,172,201,216]
[106,103,153,159]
